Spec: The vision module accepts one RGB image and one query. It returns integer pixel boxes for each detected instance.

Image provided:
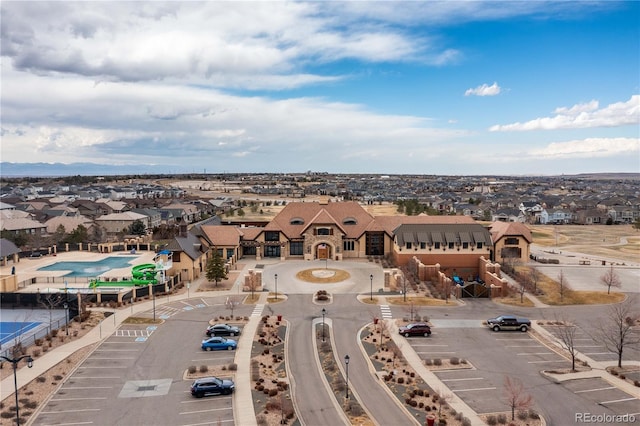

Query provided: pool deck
[1,250,158,293]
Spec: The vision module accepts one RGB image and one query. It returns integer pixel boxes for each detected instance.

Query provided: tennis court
[1,321,42,346]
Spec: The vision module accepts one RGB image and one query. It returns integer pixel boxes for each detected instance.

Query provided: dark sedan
[398,323,431,337]
[206,323,241,337]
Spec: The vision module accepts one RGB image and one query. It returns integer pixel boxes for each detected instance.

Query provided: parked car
[201,336,238,351]
[190,376,235,398]
[398,323,431,337]
[206,323,241,337]
[486,315,531,332]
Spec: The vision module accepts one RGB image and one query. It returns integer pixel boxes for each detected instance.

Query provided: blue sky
[1,1,638,175]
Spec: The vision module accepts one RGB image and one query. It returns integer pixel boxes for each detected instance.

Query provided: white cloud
[490,95,640,131]
[528,137,640,159]
[465,82,501,97]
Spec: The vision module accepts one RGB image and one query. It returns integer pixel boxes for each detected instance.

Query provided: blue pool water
[38,256,138,277]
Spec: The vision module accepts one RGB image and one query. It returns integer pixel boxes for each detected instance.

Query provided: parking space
[562,377,640,417]
[541,324,618,363]
[31,298,245,426]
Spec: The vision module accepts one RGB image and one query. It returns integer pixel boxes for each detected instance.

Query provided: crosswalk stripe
[252,304,265,317]
[380,305,392,319]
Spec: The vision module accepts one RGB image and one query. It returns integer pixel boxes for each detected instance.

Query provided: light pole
[370,274,373,301]
[321,308,326,342]
[344,354,350,399]
[274,273,278,301]
[152,285,156,322]
[63,303,69,336]
[1,355,34,426]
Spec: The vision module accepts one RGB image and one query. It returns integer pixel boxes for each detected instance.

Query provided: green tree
[128,220,146,236]
[206,249,228,287]
[67,225,89,244]
[633,217,640,231]
[52,224,67,246]
[1,230,28,248]
[237,208,245,218]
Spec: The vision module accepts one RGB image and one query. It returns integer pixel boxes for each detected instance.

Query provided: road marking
[600,397,637,404]
[181,396,232,403]
[453,387,497,392]
[71,376,120,379]
[251,304,265,317]
[77,366,128,369]
[416,351,455,355]
[115,329,153,337]
[380,305,392,319]
[506,345,539,348]
[582,352,614,355]
[527,360,567,364]
[517,352,554,355]
[441,377,485,382]
[575,387,616,393]
[88,357,135,360]
[179,407,233,415]
[182,420,234,426]
[40,409,101,414]
[50,397,108,401]
[412,344,449,347]
[495,338,531,341]
[574,345,602,348]
[93,349,139,352]
[61,386,113,390]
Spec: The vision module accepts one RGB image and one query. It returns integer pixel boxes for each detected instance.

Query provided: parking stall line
[70,376,120,379]
[60,386,114,390]
[179,407,233,415]
[600,397,638,404]
[180,396,232,404]
[50,397,109,401]
[516,352,554,355]
[45,422,94,425]
[573,345,602,348]
[77,366,128,369]
[574,386,616,393]
[88,357,135,360]
[39,409,101,414]
[582,352,614,355]
[416,351,455,355]
[527,360,567,364]
[93,349,140,352]
[494,338,531,341]
[182,420,234,426]
[441,377,485,382]
[453,387,497,392]
[505,345,540,347]
[412,344,448,347]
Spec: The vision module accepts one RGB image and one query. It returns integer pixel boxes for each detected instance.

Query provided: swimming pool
[38,256,138,277]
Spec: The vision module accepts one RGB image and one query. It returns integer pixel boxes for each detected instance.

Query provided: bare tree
[503,376,533,421]
[39,291,65,334]
[402,302,417,322]
[434,389,453,417]
[554,316,580,372]
[225,296,241,318]
[593,299,640,368]
[600,266,622,294]
[528,267,541,295]
[557,269,568,302]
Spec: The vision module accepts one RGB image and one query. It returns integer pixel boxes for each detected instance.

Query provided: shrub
[517,410,528,420]
[24,401,37,409]
[486,415,497,425]
[36,376,46,383]
[256,414,268,426]
[53,375,63,381]
[425,359,433,366]
[397,377,404,384]
[348,402,364,416]
[433,358,442,366]
[228,363,238,371]
[497,413,507,424]
[450,357,460,365]
[634,380,640,387]
[462,418,471,426]
[528,409,540,419]
[188,365,197,374]
[32,349,41,357]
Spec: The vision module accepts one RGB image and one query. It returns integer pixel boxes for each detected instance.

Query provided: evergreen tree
[206,249,228,287]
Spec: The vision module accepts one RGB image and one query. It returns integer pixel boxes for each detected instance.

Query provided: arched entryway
[315,242,333,260]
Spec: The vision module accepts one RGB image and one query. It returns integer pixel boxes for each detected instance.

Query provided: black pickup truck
[486,315,531,332]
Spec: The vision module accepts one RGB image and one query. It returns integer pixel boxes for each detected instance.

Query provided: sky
[1,1,639,176]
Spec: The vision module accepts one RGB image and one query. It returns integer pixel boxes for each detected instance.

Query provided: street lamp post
[370,274,373,301]
[152,285,156,322]
[1,355,34,426]
[274,273,278,301]
[344,354,350,399]
[321,308,326,342]
[63,303,69,336]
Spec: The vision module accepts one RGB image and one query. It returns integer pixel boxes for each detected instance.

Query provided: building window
[476,242,483,249]
[290,241,303,255]
[226,248,234,259]
[505,237,519,245]
[405,242,412,250]
[343,217,357,225]
[462,242,469,249]
[434,242,440,249]
[265,231,279,242]
[448,242,455,249]
[420,242,426,249]
[366,232,384,256]
[316,227,331,236]
[343,241,355,251]
[290,218,304,225]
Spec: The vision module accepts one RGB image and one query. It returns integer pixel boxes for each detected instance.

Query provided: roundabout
[295,268,351,283]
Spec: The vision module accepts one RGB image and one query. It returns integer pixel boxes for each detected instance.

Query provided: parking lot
[400,316,640,421]
[31,297,249,426]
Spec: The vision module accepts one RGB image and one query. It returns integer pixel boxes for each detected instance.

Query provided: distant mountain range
[1,162,638,179]
[1,162,175,177]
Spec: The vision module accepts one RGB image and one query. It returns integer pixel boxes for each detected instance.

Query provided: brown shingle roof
[489,221,532,243]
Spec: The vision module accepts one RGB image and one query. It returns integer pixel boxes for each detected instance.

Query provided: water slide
[89,263,159,288]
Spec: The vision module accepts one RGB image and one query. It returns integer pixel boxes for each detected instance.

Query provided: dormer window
[343,217,357,225]
[290,217,304,225]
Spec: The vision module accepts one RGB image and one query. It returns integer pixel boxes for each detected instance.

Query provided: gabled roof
[488,221,532,243]
[265,201,375,239]
[166,231,203,261]
[394,223,493,246]
[200,225,244,246]
[0,238,21,257]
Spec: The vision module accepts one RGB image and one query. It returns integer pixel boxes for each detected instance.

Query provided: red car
[399,323,431,337]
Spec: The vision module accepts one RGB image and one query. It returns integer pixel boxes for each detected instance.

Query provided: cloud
[465,82,501,97]
[490,95,640,131]
[528,137,640,159]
